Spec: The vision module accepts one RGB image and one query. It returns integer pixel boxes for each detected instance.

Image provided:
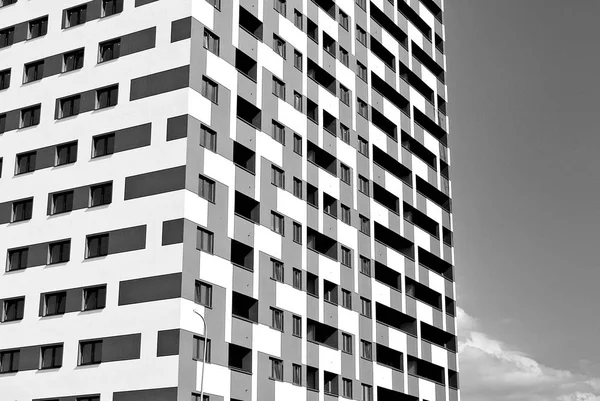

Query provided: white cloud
[458,308,600,401]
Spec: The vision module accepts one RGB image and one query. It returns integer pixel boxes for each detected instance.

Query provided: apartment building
[0,0,459,400]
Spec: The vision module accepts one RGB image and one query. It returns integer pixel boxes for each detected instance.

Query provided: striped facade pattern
[0,0,458,400]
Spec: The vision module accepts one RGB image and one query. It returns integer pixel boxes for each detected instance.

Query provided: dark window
[340,204,351,224]
[12,199,33,222]
[0,114,6,133]
[40,344,63,369]
[65,4,87,28]
[342,378,353,399]
[339,85,350,105]
[7,248,28,271]
[1,297,24,322]
[292,315,301,337]
[271,165,285,188]
[294,50,302,71]
[90,182,112,207]
[307,272,318,297]
[293,92,302,112]
[339,11,349,30]
[79,340,102,365]
[273,35,286,58]
[63,49,85,72]
[293,268,302,290]
[271,211,284,235]
[293,363,302,385]
[233,142,255,173]
[342,333,352,354]
[307,18,318,42]
[358,175,370,195]
[356,25,367,45]
[357,99,368,118]
[272,259,284,282]
[270,357,284,380]
[356,61,367,82]
[362,384,373,401]
[341,289,352,309]
[200,125,217,152]
[99,39,121,63]
[271,308,284,331]
[271,120,285,144]
[56,142,78,166]
[228,343,252,373]
[324,372,339,395]
[307,98,318,122]
[86,234,109,258]
[0,350,19,373]
[323,34,335,56]
[293,177,302,198]
[52,191,74,215]
[0,68,10,90]
[293,222,302,244]
[28,16,48,39]
[0,0,17,7]
[102,0,120,17]
[96,85,118,109]
[24,60,44,83]
[83,286,106,311]
[340,164,351,184]
[199,175,215,202]
[197,228,214,253]
[77,397,100,401]
[203,28,220,56]
[294,10,303,30]
[360,297,371,318]
[272,77,285,99]
[44,292,67,316]
[356,0,366,10]
[358,136,368,156]
[202,76,218,103]
[0,27,15,48]
[360,340,372,360]
[323,194,337,217]
[12,152,32,174]
[92,133,115,158]
[339,47,349,67]
[274,0,286,16]
[324,281,338,304]
[193,336,211,363]
[59,95,81,118]
[307,183,318,207]
[48,240,70,264]
[195,281,212,307]
[307,366,318,390]
[359,215,370,235]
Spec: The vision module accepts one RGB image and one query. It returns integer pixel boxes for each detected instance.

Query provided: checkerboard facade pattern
[0,0,458,400]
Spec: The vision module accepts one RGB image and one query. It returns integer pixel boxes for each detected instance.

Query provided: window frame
[195,281,213,308]
[92,133,115,158]
[98,38,121,63]
[203,28,220,56]
[199,175,216,203]
[79,340,102,366]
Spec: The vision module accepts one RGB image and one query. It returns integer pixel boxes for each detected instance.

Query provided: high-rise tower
[0,0,458,400]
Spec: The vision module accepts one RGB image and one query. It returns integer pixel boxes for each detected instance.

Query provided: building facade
[0,0,459,400]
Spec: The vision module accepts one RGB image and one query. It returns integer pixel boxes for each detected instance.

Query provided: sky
[444,0,600,400]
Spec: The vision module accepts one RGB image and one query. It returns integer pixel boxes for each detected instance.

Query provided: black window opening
[231,239,254,271]
[28,16,48,39]
[24,60,44,84]
[93,133,115,158]
[237,96,261,130]
[48,240,71,264]
[372,146,412,186]
[7,248,28,271]
[83,286,107,311]
[376,302,417,336]
[59,95,81,119]
[407,355,445,385]
[79,340,102,365]
[12,199,33,222]
[418,246,453,280]
[373,183,399,214]
[401,131,436,169]
[307,59,336,94]
[234,191,259,223]
[0,68,11,90]
[239,6,263,40]
[233,141,256,173]
[307,319,338,349]
[90,183,113,207]
[404,203,439,238]
[40,344,63,369]
[235,49,257,81]
[420,321,457,352]
[0,27,15,49]
[307,228,338,260]
[374,261,401,292]
[232,291,258,323]
[376,343,403,371]
[374,222,414,259]
[99,39,121,63]
[228,343,252,373]
[307,141,337,175]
